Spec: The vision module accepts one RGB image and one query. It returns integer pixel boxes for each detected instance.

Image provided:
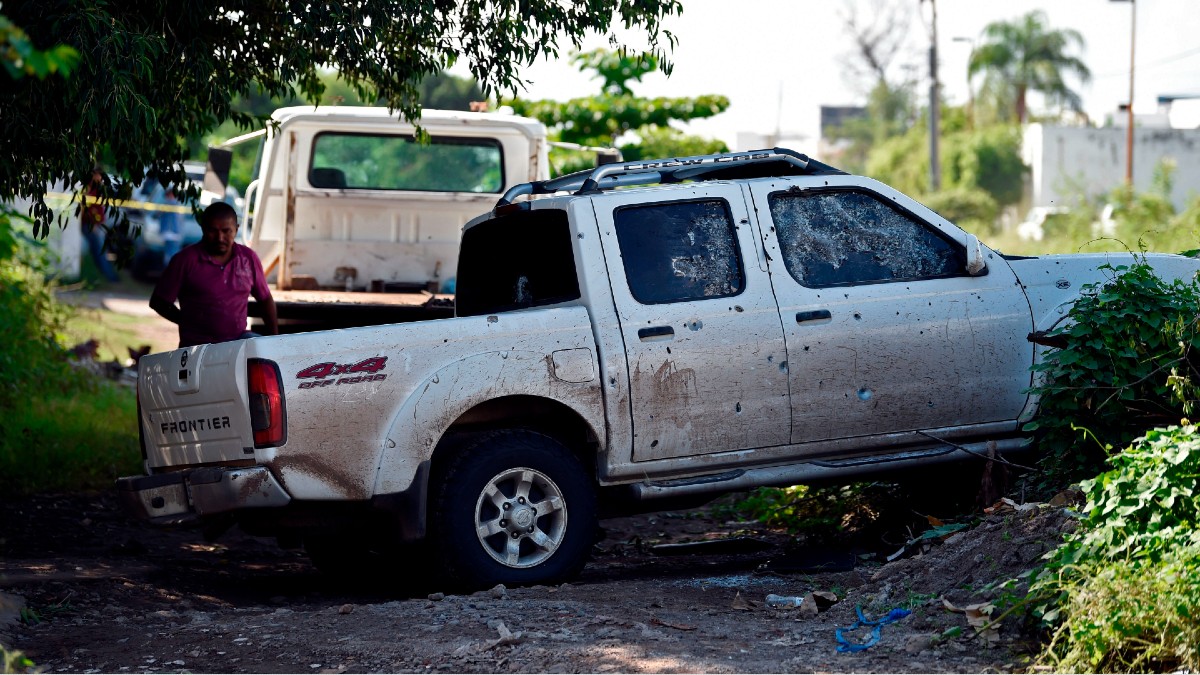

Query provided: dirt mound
[871,500,1079,605]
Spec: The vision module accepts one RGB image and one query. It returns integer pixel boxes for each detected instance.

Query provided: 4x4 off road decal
[296,356,388,389]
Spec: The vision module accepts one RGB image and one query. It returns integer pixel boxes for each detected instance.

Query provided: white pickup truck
[215,105,553,330]
[117,149,1200,588]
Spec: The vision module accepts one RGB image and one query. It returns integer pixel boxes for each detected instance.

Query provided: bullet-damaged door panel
[592,185,791,461]
[749,178,1034,447]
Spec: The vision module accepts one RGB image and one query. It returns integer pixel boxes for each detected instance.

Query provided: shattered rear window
[768,189,964,288]
[614,199,744,304]
[456,208,580,316]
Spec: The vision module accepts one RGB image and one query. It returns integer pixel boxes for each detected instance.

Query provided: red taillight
[248,359,287,448]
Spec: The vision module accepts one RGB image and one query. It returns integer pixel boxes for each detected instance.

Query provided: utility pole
[1125,0,1136,186]
[1110,0,1136,185]
[927,0,941,191]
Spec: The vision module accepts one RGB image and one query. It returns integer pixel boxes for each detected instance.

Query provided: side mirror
[965,233,987,276]
[205,147,233,197]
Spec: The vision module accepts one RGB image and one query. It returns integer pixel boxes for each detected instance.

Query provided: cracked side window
[614,199,744,304]
[768,189,964,288]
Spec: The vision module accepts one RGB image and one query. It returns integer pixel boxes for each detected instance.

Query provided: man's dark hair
[201,201,238,228]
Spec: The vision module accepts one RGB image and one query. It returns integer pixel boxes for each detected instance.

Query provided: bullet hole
[735,402,742,413]
[767,355,774,363]
[853,313,862,320]
[688,320,703,331]
[803,346,810,351]
[577,233,584,239]
[779,361,788,373]
[609,377,617,386]
[734,305,744,312]
[857,388,873,401]
[666,347,672,354]
[487,315,499,323]
[650,440,659,448]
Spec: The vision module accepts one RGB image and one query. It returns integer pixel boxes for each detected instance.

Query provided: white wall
[1024,124,1200,212]
[8,183,82,281]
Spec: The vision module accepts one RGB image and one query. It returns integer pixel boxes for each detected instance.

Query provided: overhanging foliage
[1,1,681,237]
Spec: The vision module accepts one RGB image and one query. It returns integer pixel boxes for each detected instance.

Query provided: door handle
[637,326,675,341]
[795,310,832,324]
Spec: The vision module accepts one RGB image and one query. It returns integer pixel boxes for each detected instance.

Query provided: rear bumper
[115,466,291,524]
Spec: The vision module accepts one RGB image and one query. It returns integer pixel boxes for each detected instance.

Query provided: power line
[1094,45,1200,79]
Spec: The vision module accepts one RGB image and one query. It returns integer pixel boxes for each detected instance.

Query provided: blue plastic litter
[835,606,912,653]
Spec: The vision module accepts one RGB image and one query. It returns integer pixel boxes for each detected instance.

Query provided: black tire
[431,430,596,590]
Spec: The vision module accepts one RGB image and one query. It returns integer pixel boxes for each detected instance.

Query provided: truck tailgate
[139,340,255,470]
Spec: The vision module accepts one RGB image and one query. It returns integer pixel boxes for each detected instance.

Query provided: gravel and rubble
[0,492,1077,673]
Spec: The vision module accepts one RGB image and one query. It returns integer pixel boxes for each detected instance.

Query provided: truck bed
[249,290,455,332]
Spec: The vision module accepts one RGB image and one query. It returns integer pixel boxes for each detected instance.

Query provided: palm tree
[967,11,1092,124]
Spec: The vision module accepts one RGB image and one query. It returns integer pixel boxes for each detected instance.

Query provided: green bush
[1025,261,1200,487]
[1030,424,1200,672]
[922,187,999,234]
[0,211,86,405]
[942,124,1026,208]
[0,209,140,495]
[1044,549,1200,673]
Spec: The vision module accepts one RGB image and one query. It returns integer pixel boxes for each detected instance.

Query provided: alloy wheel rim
[473,467,568,569]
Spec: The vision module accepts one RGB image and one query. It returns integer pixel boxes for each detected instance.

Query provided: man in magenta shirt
[150,202,279,348]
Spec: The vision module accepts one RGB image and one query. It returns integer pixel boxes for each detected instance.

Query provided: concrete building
[1023,122,1200,213]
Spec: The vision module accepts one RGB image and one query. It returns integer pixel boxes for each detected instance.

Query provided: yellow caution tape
[44,191,194,214]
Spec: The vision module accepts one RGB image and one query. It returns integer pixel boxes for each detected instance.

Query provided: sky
[495,0,1200,152]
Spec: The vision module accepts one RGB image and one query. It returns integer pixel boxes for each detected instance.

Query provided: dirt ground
[0,490,1078,674]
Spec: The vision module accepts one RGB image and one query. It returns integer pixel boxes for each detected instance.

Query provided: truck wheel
[432,430,596,589]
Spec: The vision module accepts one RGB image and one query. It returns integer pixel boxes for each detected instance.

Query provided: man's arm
[149,293,182,325]
[260,295,279,336]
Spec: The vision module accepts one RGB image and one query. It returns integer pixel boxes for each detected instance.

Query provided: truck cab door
[593,184,790,461]
[748,179,1034,449]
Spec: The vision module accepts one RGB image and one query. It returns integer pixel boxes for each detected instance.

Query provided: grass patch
[58,303,161,363]
[1041,548,1200,673]
[0,378,140,496]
